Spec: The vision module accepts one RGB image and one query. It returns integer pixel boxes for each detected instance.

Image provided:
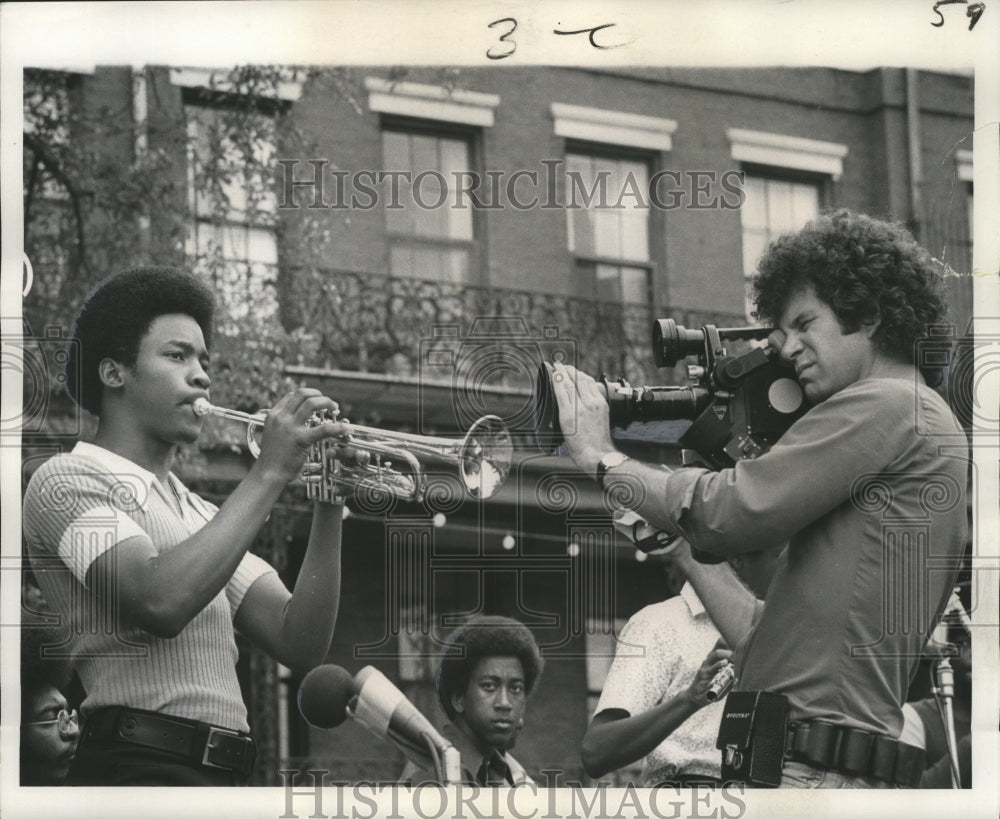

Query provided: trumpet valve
[310,407,341,426]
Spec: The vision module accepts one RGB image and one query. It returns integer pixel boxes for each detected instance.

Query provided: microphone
[297,664,354,728]
[927,587,972,657]
[297,664,461,784]
[944,588,972,634]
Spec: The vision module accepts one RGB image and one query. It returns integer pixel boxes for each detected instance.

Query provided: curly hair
[65,266,216,415]
[436,615,544,721]
[752,210,948,370]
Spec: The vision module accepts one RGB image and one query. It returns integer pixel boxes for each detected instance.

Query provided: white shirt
[594,583,725,783]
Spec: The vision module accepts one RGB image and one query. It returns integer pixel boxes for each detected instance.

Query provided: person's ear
[451,690,465,715]
[98,357,125,388]
[862,311,881,338]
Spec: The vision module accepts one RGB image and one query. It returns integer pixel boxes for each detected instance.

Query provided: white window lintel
[551,102,677,152]
[727,128,848,181]
[170,68,303,101]
[365,77,500,128]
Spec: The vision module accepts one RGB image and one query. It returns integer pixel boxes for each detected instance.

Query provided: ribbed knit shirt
[22,442,275,731]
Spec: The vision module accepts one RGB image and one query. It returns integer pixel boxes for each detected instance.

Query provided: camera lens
[652,319,705,368]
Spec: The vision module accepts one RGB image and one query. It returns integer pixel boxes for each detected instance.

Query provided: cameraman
[550,210,968,788]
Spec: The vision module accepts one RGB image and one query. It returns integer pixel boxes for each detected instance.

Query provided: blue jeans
[780,760,899,789]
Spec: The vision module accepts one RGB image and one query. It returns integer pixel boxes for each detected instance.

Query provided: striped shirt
[22,442,275,731]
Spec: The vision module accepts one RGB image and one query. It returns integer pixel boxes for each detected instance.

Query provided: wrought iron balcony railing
[283,267,748,390]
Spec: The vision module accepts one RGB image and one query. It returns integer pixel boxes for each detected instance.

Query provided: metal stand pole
[933,656,961,789]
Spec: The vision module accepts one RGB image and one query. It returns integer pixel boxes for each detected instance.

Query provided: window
[739,174,821,319]
[566,150,653,306]
[184,100,279,326]
[727,128,846,321]
[381,125,476,283]
[366,77,500,284]
[552,103,676,309]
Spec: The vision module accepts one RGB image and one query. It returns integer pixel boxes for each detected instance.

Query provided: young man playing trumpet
[22,266,350,786]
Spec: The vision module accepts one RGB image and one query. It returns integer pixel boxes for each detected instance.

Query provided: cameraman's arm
[671,541,762,649]
[549,363,747,552]
[552,363,913,556]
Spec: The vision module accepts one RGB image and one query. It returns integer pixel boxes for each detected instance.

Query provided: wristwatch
[596,451,630,489]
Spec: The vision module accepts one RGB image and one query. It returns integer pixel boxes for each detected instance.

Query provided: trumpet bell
[458,415,513,500]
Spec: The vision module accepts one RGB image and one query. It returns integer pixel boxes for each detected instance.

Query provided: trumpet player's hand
[548,361,617,476]
[682,640,733,708]
[254,388,348,485]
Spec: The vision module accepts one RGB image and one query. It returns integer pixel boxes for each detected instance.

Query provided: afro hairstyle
[435,615,543,721]
[20,626,73,718]
[751,209,949,376]
[65,266,215,416]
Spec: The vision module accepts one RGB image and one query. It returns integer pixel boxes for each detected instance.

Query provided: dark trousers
[67,707,252,786]
[67,739,248,786]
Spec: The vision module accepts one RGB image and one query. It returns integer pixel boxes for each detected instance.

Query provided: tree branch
[23,131,92,276]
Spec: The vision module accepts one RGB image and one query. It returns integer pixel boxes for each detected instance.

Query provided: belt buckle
[202,726,247,772]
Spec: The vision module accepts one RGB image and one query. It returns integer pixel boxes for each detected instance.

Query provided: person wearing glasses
[21,626,80,785]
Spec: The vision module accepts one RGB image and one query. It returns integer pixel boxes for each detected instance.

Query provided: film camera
[534,319,809,560]
[534,318,809,469]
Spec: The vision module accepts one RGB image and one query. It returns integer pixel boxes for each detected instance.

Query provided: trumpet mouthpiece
[192,397,212,417]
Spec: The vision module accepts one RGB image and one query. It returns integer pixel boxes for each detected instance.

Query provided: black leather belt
[82,707,256,777]
[785,720,925,787]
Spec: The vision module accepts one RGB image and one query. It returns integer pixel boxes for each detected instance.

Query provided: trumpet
[191,398,513,503]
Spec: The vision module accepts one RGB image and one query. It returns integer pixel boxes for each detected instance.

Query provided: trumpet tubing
[191,397,512,502]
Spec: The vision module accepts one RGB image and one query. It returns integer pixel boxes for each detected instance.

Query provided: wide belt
[785,719,925,787]
[82,707,256,777]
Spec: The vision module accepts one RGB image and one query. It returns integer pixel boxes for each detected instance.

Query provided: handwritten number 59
[931,1,985,30]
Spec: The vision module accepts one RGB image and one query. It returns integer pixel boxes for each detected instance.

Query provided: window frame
[563,139,659,308]
[379,114,484,286]
[737,163,829,321]
[182,89,284,324]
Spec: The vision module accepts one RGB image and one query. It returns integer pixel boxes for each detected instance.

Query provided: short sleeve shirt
[22,442,275,731]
